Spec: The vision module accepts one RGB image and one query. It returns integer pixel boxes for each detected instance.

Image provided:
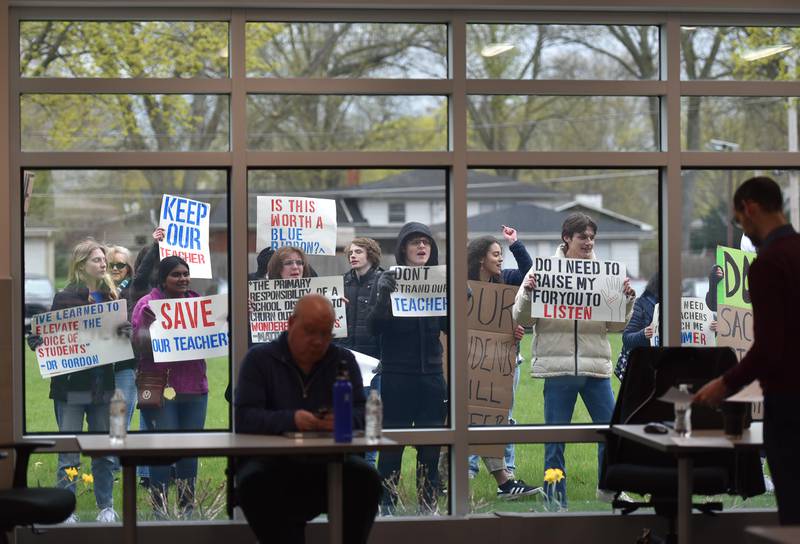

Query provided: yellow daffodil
[553,468,564,482]
[64,467,79,481]
[81,473,94,484]
[544,468,565,483]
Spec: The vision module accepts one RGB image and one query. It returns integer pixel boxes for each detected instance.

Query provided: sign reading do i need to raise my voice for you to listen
[530,257,628,322]
[158,194,213,279]
[256,196,337,256]
[33,300,134,378]
[148,294,229,362]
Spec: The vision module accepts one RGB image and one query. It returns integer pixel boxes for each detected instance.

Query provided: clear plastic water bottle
[109,389,127,446]
[333,360,353,443]
[674,383,692,437]
[365,389,383,444]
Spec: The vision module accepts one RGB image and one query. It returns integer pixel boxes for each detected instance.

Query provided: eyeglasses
[408,237,431,247]
[282,259,304,267]
[110,263,128,271]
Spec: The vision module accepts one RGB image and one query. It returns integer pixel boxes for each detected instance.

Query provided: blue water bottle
[333,360,353,443]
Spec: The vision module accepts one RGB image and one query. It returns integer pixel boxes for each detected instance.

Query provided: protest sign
[256,196,337,256]
[716,246,756,310]
[32,300,133,378]
[158,194,212,278]
[650,297,716,347]
[467,281,518,457]
[248,276,347,343]
[717,302,763,418]
[389,265,447,317]
[148,294,229,363]
[530,257,627,322]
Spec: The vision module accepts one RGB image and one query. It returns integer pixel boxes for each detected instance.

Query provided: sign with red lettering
[530,257,627,322]
[32,300,133,378]
[148,294,228,362]
[650,297,715,347]
[248,276,347,343]
[256,196,337,256]
[158,194,212,279]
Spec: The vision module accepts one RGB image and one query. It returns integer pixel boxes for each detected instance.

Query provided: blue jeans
[140,393,208,494]
[114,368,137,428]
[543,376,615,507]
[54,400,115,509]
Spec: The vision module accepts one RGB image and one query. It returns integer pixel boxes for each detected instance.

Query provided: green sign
[716,246,757,310]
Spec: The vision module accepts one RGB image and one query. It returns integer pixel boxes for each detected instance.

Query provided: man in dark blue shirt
[235,294,382,544]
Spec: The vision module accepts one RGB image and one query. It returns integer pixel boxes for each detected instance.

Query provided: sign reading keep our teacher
[158,194,212,279]
[530,257,627,322]
[32,300,133,378]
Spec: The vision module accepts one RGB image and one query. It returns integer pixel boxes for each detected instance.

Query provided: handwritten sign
[32,300,133,378]
[256,196,337,256]
[717,303,763,418]
[467,281,518,457]
[248,276,347,343]
[389,265,447,317]
[530,257,627,322]
[650,297,716,347]
[158,194,212,279]
[716,246,756,310]
[148,294,228,362]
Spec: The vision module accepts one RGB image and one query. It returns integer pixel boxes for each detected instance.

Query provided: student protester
[695,176,800,525]
[27,239,121,523]
[131,256,209,518]
[466,229,541,499]
[367,222,448,515]
[340,238,384,466]
[235,295,381,544]
[615,272,659,381]
[513,212,635,509]
[106,245,138,429]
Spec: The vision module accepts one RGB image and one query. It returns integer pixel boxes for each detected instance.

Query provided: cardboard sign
[256,196,337,256]
[389,265,448,317]
[717,303,763,418]
[32,300,133,378]
[148,294,228,362]
[158,194,212,279]
[530,257,627,322]
[650,297,716,347]
[248,276,347,343]
[716,246,756,310]
[467,281,518,457]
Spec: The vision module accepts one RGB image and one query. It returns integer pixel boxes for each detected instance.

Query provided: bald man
[235,294,382,544]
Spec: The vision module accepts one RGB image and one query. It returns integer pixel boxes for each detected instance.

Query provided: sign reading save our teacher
[530,257,628,322]
[148,294,229,363]
[32,300,133,378]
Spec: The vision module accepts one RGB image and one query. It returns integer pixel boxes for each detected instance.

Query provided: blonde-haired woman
[28,239,120,522]
[106,245,137,433]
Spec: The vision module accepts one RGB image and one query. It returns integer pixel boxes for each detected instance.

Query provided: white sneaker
[63,513,79,524]
[596,489,634,503]
[96,507,117,522]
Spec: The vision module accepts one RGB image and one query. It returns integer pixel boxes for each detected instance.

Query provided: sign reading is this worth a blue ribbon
[390,265,448,317]
[148,294,229,363]
[256,196,337,256]
[158,194,212,278]
[248,276,347,343]
[530,257,627,322]
[33,300,133,378]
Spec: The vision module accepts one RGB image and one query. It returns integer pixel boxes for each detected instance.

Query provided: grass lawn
[23,333,776,520]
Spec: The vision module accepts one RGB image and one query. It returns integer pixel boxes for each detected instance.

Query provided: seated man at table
[234,294,382,544]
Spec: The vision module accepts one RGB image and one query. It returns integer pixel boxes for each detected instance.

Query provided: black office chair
[600,347,765,543]
[0,441,76,544]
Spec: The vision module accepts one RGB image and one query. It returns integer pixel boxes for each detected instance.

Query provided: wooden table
[77,433,397,544]
[611,423,763,544]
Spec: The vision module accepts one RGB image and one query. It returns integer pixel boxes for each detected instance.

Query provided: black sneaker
[497,479,543,500]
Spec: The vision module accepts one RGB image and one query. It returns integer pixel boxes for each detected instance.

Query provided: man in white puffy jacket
[513,212,635,509]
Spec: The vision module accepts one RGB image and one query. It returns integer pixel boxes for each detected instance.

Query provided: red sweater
[723,226,800,394]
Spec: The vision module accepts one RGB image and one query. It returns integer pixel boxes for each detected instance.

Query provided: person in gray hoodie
[367,222,448,515]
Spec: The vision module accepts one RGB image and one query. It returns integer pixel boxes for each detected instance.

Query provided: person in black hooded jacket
[367,222,448,515]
